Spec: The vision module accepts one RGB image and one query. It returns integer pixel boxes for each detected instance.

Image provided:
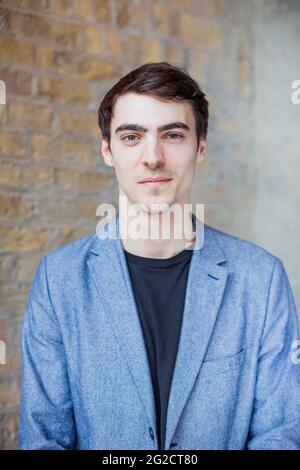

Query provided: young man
[19,62,300,450]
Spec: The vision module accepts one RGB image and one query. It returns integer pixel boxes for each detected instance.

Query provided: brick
[0,225,52,252]
[1,104,9,125]
[173,0,189,6]
[0,288,28,315]
[94,0,111,22]
[189,0,225,17]
[31,133,49,157]
[153,3,170,35]
[6,100,53,129]
[0,319,6,342]
[59,110,100,140]
[54,53,121,80]
[168,8,181,37]
[0,164,20,190]
[104,28,124,61]
[126,35,142,64]
[143,39,162,62]
[116,0,152,32]
[76,57,120,81]
[32,134,97,165]
[34,44,55,70]
[53,51,78,76]
[0,255,13,283]
[0,130,26,156]
[0,67,32,96]
[56,167,112,192]
[8,316,23,350]
[172,0,224,16]
[0,379,20,408]
[0,350,21,378]
[72,0,94,20]
[0,162,55,191]
[3,9,81,48]
[3,9,50,38]
[0,195,35,220]
[49,0,71,15]
[78,170,113,192]
[116,1,129,27]
[180,14,221,50]
[38,77,90,104]
[83,26,104,55]
[15,254,40,283]
[58,227,75,245]
[45,227,76,250]
[36,198,99,221]
[0,410,19,450]
[165,43,184,66]
[57,137,97,166]
[0,105,6,123]
[3,0,47,8]
[189,50,206,77]
[0,37,34,65]
[50,20,82,49]
[31,134,51,159]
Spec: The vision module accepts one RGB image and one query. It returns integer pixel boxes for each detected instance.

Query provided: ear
[196,139,207,163]
[101,138,115,168]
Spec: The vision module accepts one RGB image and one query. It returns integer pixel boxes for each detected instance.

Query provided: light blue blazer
[18,215,300,450]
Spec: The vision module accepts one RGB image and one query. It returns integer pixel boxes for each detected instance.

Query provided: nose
[142,138,165,170]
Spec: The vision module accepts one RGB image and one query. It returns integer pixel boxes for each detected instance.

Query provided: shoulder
[203,223,279,273]
[46,231,96,259]
[41,231,98,277]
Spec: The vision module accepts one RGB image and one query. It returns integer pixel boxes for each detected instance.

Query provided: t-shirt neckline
[123,246,193,268]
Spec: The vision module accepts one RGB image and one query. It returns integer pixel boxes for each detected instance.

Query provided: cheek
[113,146,141,171]
[171,151,196,174]
[175,156,197,190]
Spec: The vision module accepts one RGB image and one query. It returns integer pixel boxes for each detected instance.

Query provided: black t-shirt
[123,247,193,450]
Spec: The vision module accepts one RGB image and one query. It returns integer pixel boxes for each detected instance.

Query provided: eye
[165,133,184,140]
[121,134,139,143]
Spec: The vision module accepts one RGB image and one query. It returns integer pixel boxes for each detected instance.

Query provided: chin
[124,192,176,215]
[143,200,176,215]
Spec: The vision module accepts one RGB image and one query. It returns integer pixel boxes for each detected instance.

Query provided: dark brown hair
[98,62,209,151]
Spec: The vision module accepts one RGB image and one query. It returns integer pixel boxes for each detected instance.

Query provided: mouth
[138,178,173,186]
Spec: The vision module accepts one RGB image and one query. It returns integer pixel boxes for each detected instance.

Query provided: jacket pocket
[199,347,246,377]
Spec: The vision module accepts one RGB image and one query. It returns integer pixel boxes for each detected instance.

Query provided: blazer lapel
[87,216,157,434]
[164,216,229,449]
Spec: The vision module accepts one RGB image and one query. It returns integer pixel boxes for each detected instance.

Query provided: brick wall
[1,0,299,449]
[0,0,227,449]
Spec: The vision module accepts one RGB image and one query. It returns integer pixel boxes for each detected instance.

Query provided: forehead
[111,92,194,128]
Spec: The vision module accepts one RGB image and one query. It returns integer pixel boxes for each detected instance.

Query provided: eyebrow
[114,121,190,134]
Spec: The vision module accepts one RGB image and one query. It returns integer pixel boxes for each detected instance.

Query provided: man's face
[101,92,206,214]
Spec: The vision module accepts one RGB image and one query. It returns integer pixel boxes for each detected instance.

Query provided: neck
[119,200,196,259]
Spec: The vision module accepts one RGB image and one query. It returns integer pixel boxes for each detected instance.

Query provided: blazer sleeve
[18,255,76,450]
[247,257,300,449]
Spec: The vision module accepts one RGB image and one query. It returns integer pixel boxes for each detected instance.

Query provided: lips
[139,177,172,183]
